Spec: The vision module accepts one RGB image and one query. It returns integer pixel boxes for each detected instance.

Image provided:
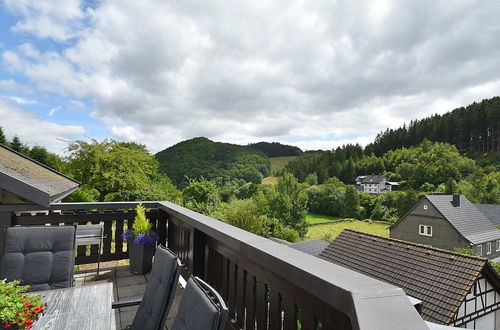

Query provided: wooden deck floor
[74,264,183,329]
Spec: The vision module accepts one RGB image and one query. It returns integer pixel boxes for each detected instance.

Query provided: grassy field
[306,213,342,224]
[263,156,298,184]
[269,156,297,173]
[307,220,390,241]
[262,176,279,185]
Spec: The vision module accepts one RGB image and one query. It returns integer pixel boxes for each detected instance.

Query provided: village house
[390,193,500,259]
[319,229,500,329]
[476,203,500,227]
[354,174,399,194]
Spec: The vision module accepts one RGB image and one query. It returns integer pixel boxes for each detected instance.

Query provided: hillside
[261,156,298,185]
[155,137,270,187]
[270,156,298,173]
[365,97,500,156]
[248,142,302,157]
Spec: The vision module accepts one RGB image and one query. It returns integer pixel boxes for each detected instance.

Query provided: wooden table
[31,283,114,330]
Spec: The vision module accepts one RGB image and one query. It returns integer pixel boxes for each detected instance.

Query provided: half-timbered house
[319,229,500,329]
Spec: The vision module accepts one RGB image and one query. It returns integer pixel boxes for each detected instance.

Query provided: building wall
[473,241,500,260]
[390,198,470,251]
[454,275,500,329]
[363,179,387,194]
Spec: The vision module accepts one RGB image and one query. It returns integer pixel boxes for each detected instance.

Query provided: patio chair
[0,225,76,292]
[112,245,181,330]
[75,224,105,278]
[171,276,228,330]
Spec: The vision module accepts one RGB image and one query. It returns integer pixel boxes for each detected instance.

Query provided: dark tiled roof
[475,203,500,226]
[288,239,328,256]
[319,229,495,325]
[0,145,80,207]
[426,195,500,244]
[361,174,386,184]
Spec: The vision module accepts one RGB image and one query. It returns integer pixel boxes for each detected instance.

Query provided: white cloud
[0,100,85,153]
[3,96,37,104]
[48,106,61,116]
[2,0,500,152]
[0,79,23,90]
[68,99,85,110]
[286,135,378,152]
[3,0,88,41]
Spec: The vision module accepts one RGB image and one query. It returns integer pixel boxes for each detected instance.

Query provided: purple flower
[133,232,159,247]
[121,230,134,241]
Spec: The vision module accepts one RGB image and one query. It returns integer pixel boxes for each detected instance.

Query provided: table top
[31,283,114,330]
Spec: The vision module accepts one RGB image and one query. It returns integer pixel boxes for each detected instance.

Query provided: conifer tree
[0,127,7,146]
[10,135,28,154]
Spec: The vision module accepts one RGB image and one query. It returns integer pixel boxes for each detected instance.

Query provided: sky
[1,0,500,154]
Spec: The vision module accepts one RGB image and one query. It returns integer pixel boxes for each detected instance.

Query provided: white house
[354,174,399,194]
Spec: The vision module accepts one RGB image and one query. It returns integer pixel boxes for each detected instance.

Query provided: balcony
[2,201,428,329]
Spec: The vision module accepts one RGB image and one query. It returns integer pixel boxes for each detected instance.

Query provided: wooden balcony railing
[4,201,428,330]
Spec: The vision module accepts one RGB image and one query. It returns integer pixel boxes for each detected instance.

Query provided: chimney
[452,194,460,207]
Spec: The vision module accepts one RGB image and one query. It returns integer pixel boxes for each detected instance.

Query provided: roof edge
[342,229,487,262]
[0,145,81,186]
[389,196,431,230]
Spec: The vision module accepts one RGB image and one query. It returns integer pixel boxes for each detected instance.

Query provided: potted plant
[122,204,159,274]
[0,279,46,329]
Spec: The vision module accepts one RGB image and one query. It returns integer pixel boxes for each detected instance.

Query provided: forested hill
[247,142,303,157]
[364,97,500,156]
[155,137,270,188]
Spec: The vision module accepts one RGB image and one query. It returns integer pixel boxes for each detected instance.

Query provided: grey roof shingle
[425,195,500,244]
[0,145,80,207]
[319,229,499,325]
[475,203,500,226]
[361,174,386,184]
[288,239,328,256]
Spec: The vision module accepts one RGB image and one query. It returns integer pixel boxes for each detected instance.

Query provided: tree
[341,158,356,184]
[0,127,7,146]
[445,178,457,194]
[268,172,308,237]
[213,199,266,236]
[182,178,220,215]
[305,173,318,186]
[29,146,64,171]
[342,185,360,218]
[10,136,28,154]
[65,139,160,202]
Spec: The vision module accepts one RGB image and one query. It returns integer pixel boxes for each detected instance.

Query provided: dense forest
[155,137,270,188]
[365,97,500,156]
[247,142,303,157]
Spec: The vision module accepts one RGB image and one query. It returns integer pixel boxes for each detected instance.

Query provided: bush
[214,199,267,236]
[182,178,220,215]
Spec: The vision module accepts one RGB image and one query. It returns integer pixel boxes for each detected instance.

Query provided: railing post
[191,228,206,278]
[157,209,168,247]
[0,211,13,227]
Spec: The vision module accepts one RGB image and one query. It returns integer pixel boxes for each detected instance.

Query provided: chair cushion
[131,246,180,330]
[171,277,221,330]
[0,226,75,292]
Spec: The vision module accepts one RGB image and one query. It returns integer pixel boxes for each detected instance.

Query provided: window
[496,240,500,252]
[423,205,428,210]
[477,245,483,256]
[487,242,492,255]
[419,225,432,237]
